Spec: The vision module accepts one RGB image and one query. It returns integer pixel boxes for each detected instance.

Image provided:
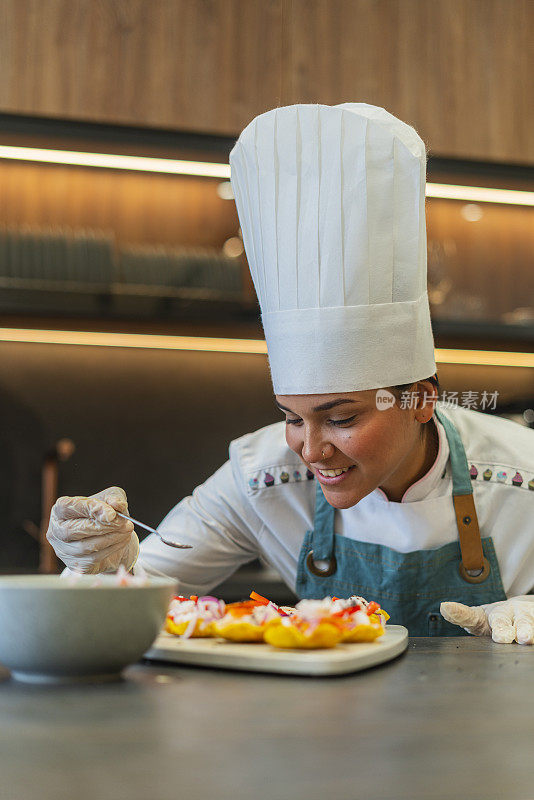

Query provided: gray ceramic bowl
[0,574,176,683]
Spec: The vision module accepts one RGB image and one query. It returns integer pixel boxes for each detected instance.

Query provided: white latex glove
[47,486,139,574]
[440,596,534,645]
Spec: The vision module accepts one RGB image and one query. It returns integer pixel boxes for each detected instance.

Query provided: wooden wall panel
[425,199,534,321]
[0,0,283,134]
[283,0,534,164]
[0,0,532,162]
[0,161,239,247]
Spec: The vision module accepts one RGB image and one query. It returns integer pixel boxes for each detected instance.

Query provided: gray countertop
[0,637,533,800]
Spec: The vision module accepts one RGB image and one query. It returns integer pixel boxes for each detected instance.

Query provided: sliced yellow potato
[165,618,214,638]
[341,624,384,643]
[212,621,265,642]
[264,620,342,649]
[372,609,390,622]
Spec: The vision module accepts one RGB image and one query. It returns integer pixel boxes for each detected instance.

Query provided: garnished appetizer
[264,596,389,649]
[165,595,225,639]
[250,590,296,617]
[329,596,389,642]
[211,592,286,642]
[163,590,389,648]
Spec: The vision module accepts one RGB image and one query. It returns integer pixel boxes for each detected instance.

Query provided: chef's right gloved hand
[47,486,139,574]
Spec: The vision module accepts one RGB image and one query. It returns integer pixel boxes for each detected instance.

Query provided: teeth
[318,467,351,477]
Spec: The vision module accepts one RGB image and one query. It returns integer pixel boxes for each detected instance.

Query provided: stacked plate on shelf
[0,226,243,298]
[0,226,117,286]
[120,244,243,295]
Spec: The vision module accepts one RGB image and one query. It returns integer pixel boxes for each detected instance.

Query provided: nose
[301,429,334,464]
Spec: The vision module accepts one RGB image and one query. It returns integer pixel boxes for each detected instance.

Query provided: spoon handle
[115,511,192,549]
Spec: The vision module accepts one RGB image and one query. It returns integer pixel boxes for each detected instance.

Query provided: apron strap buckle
[453,493,490,583]
[459,556,491,584]
[305,549,337,577]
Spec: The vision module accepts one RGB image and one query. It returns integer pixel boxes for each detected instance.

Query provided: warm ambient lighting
[460,203,484,222]
[435,349,534,369]
[0,329,266,354]
[426,182,534,207]
[0,145,231,179]
[0,146,533,206]
[0,328,532,368]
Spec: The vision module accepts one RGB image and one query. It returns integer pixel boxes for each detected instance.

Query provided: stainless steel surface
[0,637,533,800]
[116,511,192,549]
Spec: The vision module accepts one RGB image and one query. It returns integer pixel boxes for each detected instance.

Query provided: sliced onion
[181,613,199,639]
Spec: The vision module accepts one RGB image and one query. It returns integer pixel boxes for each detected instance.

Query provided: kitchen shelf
[0,278,258,322]
[0,277,533,348]
[0,114,531,349]
[0,276,250,302]
[431,319,534,348]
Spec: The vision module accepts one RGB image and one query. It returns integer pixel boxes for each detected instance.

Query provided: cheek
[339,431,377,464]
[338,417,401,464]
[284,426,300,453]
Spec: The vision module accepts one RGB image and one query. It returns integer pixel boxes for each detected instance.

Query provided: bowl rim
[0,574,177,590]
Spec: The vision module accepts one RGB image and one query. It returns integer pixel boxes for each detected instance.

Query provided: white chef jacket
[138,402,534,598]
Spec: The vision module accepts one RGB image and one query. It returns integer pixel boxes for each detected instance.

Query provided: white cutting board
[144,625,408,677]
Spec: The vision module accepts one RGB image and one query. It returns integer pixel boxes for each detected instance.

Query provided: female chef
[47,104,534,643]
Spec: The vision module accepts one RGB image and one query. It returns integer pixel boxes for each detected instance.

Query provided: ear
[413,380,438,424]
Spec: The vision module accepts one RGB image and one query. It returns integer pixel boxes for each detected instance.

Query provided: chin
[321,488,364,509]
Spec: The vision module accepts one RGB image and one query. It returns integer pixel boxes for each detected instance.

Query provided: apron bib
[295,408,506,636]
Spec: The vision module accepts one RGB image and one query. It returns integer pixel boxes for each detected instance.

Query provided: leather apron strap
[306,482,337,576]
[434,407,489,582]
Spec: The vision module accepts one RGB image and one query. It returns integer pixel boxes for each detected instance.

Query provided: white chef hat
[230,103,436,395]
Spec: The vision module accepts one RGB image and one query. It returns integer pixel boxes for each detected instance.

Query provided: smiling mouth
[317,466,354,477]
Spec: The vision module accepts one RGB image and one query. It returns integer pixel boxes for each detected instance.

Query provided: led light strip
[0,328,532,368]
[435,348,534,369]
[0,145,231,178]
[426,182,534,207]
[0,328,266,353]
[0,145,533,206]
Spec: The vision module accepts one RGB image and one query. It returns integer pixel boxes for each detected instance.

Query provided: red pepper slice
[331,605,361,617]
[367,601,380,615]
[250,591,271,606]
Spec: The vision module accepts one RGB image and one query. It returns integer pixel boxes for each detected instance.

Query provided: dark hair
[390,373,440,398]
[389,374,440,438]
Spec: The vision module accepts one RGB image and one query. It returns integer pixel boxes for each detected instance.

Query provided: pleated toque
[230,103,436,395]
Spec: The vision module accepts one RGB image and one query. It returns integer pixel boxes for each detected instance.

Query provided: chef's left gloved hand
[440,596,534,645]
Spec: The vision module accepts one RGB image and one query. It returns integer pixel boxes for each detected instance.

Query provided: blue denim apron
[295,407,506,635]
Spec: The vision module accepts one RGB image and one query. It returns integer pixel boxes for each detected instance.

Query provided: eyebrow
[276,399,361,413]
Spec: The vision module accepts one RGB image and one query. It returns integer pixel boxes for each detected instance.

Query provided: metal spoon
[115,511,192,549]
